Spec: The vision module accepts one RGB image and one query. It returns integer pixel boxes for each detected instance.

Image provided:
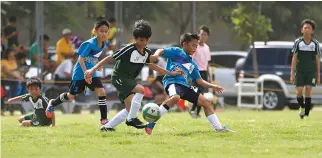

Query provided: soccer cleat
[145,122,156,135]
[216,125,235,132]
[46,99,55,118]
[100,126,115,132]
[100,119,109,125]
[125,117,146,129]
[299,107,305,119]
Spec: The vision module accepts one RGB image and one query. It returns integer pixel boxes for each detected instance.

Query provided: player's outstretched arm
[7,95,24,104]
[196,78,224,93]
[84,56,115,78]
[316,55,320,85]
[148,63,184,76]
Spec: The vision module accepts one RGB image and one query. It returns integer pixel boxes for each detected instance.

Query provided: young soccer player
[46,20,111,125]
[290,19,321,119]
[7,77,55,127]
[145,33,234,134]
[85,19,184,131]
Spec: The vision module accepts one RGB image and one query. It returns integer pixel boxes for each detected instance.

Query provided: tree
[155,2,193,35]
[231,2,272,49]
[261,2,322,40]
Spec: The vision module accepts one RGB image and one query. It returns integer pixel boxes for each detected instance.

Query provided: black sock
[98,96,107,120]
[305,97,311,116]
[163,104,170,110]
[52,92,69,107]
[191,104,198,111]
[297,96,304,108]
[196,105,202,115]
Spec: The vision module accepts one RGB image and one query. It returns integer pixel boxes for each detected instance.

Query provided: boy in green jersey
[290,19,321,119]
[7,77,55,127]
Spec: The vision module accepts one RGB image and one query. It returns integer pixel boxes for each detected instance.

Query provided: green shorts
[23,113,52,126]
[295,71,316,87]
[112,75,137,103]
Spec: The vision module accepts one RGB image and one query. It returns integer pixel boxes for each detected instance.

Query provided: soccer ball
[204,92,214,103]
[142,103,161,123]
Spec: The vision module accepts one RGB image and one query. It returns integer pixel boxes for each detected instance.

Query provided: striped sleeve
[313,39,321,55]
[41,94,49,107]
[291,38,301,54]
[112,44,135,60]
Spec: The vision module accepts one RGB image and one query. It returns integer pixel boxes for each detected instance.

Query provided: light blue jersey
[72,37,109,80]
[162,47,201,88]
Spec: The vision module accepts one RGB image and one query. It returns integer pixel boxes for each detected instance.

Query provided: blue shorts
[165,83,200,104]
[69,77,103,95]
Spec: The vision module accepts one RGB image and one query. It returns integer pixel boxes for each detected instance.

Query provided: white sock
[159,105,169,116]
[206,114,223,130]
[127,93,144,120]
[105,109,128,128]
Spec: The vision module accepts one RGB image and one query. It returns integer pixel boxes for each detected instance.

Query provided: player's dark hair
[132,19,152,39]
[108,17,116,23]
[180,33,199,47]
[94,19,110,30]
[27,77,42,89]
[199,25,210,36]
[301,19,315,30]
[9,16,16,23]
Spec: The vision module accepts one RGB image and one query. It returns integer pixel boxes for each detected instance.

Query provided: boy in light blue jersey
[46,20,111,126]
[145,33,234,134]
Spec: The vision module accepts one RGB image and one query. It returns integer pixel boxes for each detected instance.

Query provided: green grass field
[2,108,322,158]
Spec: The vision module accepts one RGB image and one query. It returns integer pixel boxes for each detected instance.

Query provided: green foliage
[121,2,159,30]
[231,3,272,46]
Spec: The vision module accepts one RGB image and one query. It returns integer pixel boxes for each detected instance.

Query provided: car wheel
[263,83,285,110]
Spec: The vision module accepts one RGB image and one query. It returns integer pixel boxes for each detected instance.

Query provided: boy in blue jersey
[46,20,111,126]
[145,33,234,134]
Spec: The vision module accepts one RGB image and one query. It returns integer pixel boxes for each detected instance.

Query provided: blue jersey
[72,37,108,80]
[162,47,201,88]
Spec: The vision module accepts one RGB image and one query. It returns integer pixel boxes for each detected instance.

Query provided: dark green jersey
[112,43,152,79]
[292,37,320,72]
[22,93,49,121]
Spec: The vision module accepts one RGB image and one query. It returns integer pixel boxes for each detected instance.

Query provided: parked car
[236,41,322,110]
[208,51,247,104]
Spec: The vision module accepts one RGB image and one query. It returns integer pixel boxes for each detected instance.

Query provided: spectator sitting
[29,34,50,66]
[1,49,24,101]
[29,34,56,76]
[3,16,19,49]
[56,28,74,65]
[54,54,78,85]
